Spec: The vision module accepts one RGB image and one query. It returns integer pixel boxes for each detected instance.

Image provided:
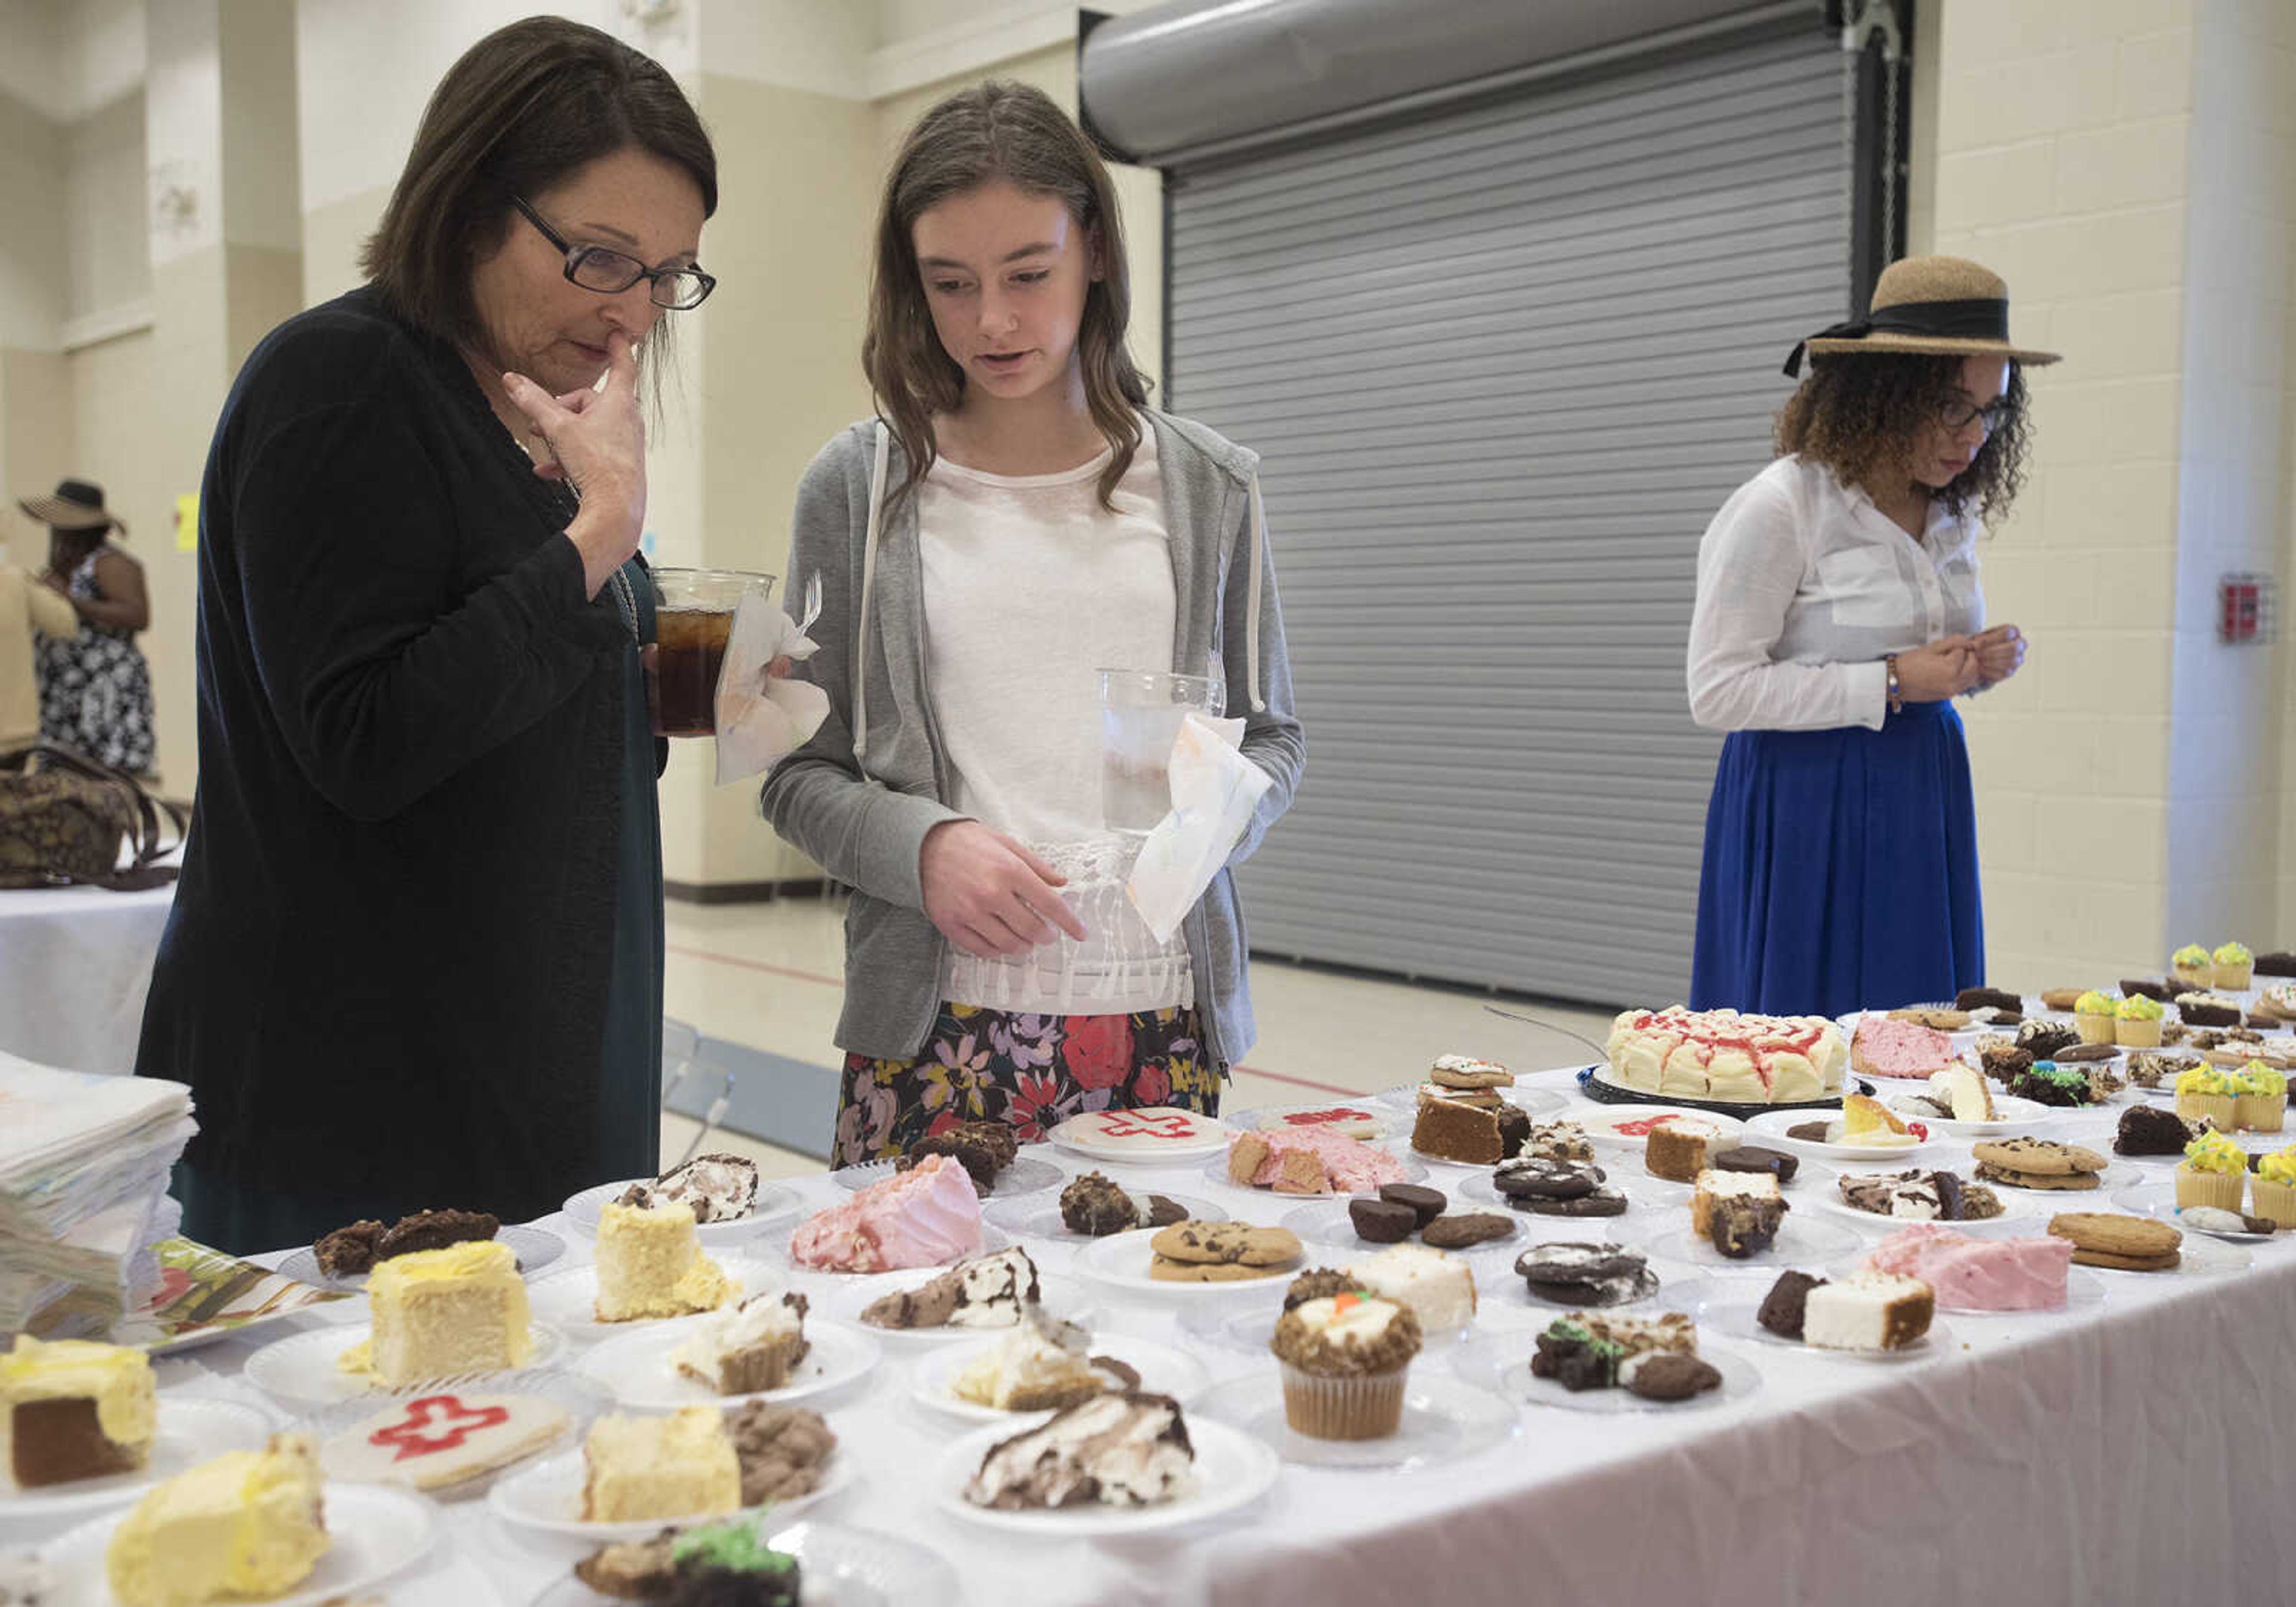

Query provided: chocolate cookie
[1419,1212,1512,1249]
[1149,1221,1302,1267]
[2119,978,2177,1004]
[1785,1120,1833,1142]
[1622,1351,1721,1402]
[1142,1194,1189,1227]
[1712,1145,1799,1185]
[1492,1157,1605,1200]
[1515,1242,1642,1285]
[1516,1188,1628,1218]
[374,1208,497,1261]
[1955,987,2025,1013]
[312,1220,383,1279]
[1379,1183,1447,1227]
[2048,1042,2120,1063]
[1756,1270,1825,1339]
[1348,1198,1418,1244]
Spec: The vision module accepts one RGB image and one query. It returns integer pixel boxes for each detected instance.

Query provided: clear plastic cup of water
[1098,668,1223,835]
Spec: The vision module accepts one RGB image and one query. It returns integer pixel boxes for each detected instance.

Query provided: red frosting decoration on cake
[1087,1109,1207,1140]
[1619,1010,1830,1076]
[368,1395,512,1462]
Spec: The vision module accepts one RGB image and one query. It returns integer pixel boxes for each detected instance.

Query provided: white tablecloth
[14,1064,2296,1605]
[0,872,175,1073]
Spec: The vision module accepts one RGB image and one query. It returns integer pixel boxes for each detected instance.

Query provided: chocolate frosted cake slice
[1706,1194,1785,1258]
[963,1391,1195,1510]
[903,1122,1016,1196]
[312,1220,383,1279]
[374,1208,499,1261]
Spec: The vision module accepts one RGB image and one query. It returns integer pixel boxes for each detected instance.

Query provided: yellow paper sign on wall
[174,493,197,553]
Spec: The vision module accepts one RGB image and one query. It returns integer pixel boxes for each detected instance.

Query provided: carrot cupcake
[2212,942,2254,992]
[2176,1129,2251,1214]
[2251,1146,2296,1228]
[2174,1065,2240,1132]
[1270,1289,1422,1441]
[2234,1061,2287,1134]
[2113,994,2164,1049]
[2172,945,2212,989]
[2072,991,2118,1047]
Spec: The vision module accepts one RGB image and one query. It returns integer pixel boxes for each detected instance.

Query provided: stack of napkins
[0,1052,195,1334]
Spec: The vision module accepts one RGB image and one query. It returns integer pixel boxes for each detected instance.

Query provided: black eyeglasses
[513,195,716,311]
[1936,395,2013,435]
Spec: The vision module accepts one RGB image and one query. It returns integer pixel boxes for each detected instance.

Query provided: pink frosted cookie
[789,1153,981,1273]
[1863,1223,2072,1310]
[1227,1128,1405,1195]
[1850,1016,1959,1080]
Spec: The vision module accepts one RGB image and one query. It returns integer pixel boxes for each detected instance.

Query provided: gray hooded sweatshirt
[761,410,1304,1073]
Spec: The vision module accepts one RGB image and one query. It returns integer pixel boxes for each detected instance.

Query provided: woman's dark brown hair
[865,80,1149,508]
[361,17,716,376]
[1776,353,2031,524]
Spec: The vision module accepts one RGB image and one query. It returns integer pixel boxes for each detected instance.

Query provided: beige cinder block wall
[1923,0,2296,986]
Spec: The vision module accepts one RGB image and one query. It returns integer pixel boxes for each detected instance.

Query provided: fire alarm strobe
[2219,573,2277,645]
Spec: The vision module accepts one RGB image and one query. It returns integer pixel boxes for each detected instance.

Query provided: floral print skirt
[833,1003,1220,1167]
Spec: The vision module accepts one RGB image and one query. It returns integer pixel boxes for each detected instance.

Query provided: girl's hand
[1897,636,1981,702]
[920,820,1089,958]
[1972,624,2026,688]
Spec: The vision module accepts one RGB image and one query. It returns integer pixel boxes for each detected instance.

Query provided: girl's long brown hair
[864,81,1150,509]
[1775,352,2031,525]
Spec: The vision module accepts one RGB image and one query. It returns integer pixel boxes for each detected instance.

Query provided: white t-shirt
[1686,454,1986,732]
[917,428,1191,1015]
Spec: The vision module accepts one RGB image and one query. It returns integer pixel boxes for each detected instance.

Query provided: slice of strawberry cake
[789,1153,982,1273]
[1862,1223,2072,1311]
[1849,1016,1959,1081]
[1225,1129,1405,1195]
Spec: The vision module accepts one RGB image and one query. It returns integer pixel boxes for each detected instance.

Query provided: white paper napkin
[713,592,830,785]
[1125,712,1272,943]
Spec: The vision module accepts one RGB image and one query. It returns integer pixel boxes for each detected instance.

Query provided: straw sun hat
[1784,255,2061,377]
[16,477,126,536]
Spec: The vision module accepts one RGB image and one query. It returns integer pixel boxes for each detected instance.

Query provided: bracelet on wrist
[1885,653,1903,715]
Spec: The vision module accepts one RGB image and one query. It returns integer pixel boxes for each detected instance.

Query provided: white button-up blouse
[1686,454,1984,733]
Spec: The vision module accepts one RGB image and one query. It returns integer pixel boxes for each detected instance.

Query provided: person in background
[0,548,78,751]
[764,82,1303,1165]
[135,18,716,1252]
[19,479,156,775]
[1686,256,2056,1017]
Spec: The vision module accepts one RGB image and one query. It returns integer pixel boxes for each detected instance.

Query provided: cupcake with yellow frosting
[2113,993,2164,1049]
[2072,991,2118,1046]
[2175,1066,2240,1132]
[2176,1129,2251,1214]
[2251,1146,2296,1227]
[2234,1061,2287,1134]
[2172,945,2212,989]
[2212,942,2254,992]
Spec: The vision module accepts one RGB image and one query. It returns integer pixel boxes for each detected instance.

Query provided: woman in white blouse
[1686,256,2057,1016]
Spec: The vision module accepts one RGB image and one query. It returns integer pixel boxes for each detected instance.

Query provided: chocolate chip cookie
[2045,1211,2181,1271]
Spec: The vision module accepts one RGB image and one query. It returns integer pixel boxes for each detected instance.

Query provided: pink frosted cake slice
[789,1153,982,1273]
[1862,1223,2073,1311]
[1227,1128,1405,1194]
[1850,1017,1959,1080]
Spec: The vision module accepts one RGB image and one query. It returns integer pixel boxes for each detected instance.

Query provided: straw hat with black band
[16,478,127,537]
[1784,255,2060,378]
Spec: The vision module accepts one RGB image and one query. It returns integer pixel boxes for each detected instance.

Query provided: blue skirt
[1690,700,1983,1018]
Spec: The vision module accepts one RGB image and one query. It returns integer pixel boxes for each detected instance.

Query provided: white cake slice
[1802,1273,1935,1352]
[1690,1168,1783,1237]
[1928,1064,1996,1123]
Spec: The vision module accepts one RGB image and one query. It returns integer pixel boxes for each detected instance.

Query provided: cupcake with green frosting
[2234,1061,2288,1135]
[2177,1128,2251,1213]
[2113,992,2164,1049]
[2172,944,2212,988]
[2212,941,2254,991]
[2251,1145,2296,1227]
[2174,1065,2240,1131]
[2072,990,2118,1046]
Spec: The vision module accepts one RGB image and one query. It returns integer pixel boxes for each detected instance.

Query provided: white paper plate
[1278,1197,1526,1257]
[936,1413,1278,1532]
[1691,1296,1955,1364]
[243,1322,571,1409]
[488,1447,850,1543]
[911,1332,1213,1424]
[817,1270,1095,1346]
[1612,1214,1863,1269]
[982,1190,1230,1244]
[1577,1106,1748,1151]
[288,1369,611,1497]
[1198,1141,1428,1197]
[829,1154,1064,1197]
[1071,1229,1303,1297]
[1188,1372,1519,1469]
[1877,1092,2059,1137]
[561,1180,798,1244]
[572,1319,881,1410]
[275,1223,567,1291]
[528,1519,960,1606]
[1744,1108,1940,1163]
[44,1481,436,1606]
[1047,1111,1234,1165]
[525,1257,783,1340]
[767,1224,1009,1279]
[0,1398,272,1522]
[2111,1178,2285,1243]
[1452,1331,1759,1414]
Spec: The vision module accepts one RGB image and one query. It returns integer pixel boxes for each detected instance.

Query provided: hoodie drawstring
[851,420,891,772]
[1244,471,1266,715]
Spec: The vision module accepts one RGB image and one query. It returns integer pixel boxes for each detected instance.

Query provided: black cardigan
[137,286,658,1221]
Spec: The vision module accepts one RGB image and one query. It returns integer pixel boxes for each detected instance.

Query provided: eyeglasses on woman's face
[513,195,716,310]
[1935,395,2012,436]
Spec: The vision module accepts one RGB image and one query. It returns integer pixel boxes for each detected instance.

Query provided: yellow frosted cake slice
[579,1406,741,1523]
[595,1199,735,1322]
[340,1238,533,1385]
[106,1432,328,1607]
[1,1335,155,1492]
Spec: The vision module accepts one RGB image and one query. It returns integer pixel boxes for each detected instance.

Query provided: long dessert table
[21,1060,2296,1606]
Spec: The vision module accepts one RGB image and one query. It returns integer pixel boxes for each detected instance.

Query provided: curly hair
[1774,353,2031,525]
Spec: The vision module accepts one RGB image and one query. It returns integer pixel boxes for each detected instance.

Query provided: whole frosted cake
[1605,1008,1846,1104]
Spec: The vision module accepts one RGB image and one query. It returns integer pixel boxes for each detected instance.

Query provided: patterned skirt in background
[834,1003,1220,1167]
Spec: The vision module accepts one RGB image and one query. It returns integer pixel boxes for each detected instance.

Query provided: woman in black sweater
[136,19,720,1252]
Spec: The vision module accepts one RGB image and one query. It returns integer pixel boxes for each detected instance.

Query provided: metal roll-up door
[1167,25,1854,1007]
